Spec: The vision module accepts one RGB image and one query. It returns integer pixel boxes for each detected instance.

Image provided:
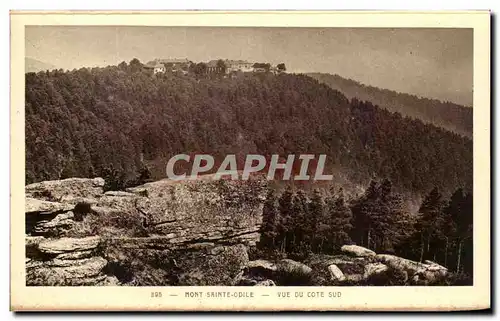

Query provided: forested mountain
[308,72,473,138]
[25,60,472,199]
[25,57,56,73]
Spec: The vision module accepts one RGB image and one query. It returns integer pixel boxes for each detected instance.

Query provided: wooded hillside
[26,61,472,198]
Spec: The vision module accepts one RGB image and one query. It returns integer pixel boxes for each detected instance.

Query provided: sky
[25,26,473,106]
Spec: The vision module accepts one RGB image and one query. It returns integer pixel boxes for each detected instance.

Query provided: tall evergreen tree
[444,188,473,273]
[324,188,353,251]
[277,186,294,253]
[261,189,280,248]
[417,187,445,262]
[308,189,325,251]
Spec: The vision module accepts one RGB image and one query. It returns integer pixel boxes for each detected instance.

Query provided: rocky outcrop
[24,176,451,286]
[25,176,266,286]
[26,235,117,286]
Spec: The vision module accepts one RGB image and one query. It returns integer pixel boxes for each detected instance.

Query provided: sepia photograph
[10,11,490,311]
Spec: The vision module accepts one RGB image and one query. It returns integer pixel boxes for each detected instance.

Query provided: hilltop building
[143,63,166,74]
[145,58,192,73]
[206,60,225,74]
[225,60,254,73]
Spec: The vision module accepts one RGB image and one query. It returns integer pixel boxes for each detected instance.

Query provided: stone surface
[25,198,73,214]
[364,262,389,279]
[247,260,277,272]
[327,264,346,282]
[276,259,313,276]
[424,260,449,271]
[38,236,101,254]
[26,257,108,286]
[375,254,426,274]
[341,245,376,257]
[103,240,249,286]
[31,212,75,236]
[56,249,95,260]
[25,177,105,202]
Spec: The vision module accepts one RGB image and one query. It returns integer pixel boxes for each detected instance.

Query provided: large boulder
[341,245,376,257]
[364,262,389,279]
[273,259,313,285]
[327,264,346,282]
[247,260,277,273]
[122,178,267,246]
[26,256,108,286]
[277,259,313,275]
[375,254,426,274]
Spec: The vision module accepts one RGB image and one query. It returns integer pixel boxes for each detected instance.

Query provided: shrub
[73,201,93,221]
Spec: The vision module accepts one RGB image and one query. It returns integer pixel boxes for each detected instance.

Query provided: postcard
[10,10,490,311]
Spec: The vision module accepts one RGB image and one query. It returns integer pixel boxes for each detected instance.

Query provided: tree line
[260,179,473,277]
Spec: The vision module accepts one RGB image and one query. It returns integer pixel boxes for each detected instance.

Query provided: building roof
[225,59,252,65]
[206,60,221,68]
[158,58,190,64]
[154,63,165,69]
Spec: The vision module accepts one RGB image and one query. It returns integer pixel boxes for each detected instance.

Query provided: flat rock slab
[25,198,73,214]
[38,236,101,254]
[26,177,105,202]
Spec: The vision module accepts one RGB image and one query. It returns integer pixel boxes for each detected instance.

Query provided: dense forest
[258,180,473,279]
[308,72,473,138]
[25,59,472,201]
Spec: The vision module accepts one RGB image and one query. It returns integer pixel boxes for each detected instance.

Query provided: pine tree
[417,187,445,262]
[291,189,309,253]
[324,188,353,251]
[308,189,325,251]
[444,188,473,273]
[261,189,280,248]
[277,186,294,253]
[351,179,380,249]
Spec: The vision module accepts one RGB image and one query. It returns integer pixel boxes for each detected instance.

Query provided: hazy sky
[26,26,473,106]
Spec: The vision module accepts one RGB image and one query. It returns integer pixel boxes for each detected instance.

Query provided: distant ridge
[25,57,57,73]
[307,73,473,138]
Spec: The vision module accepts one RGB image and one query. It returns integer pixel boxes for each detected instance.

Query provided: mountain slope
[25,64,472,198]
[25,57,56,73]
[307,72,473,138]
